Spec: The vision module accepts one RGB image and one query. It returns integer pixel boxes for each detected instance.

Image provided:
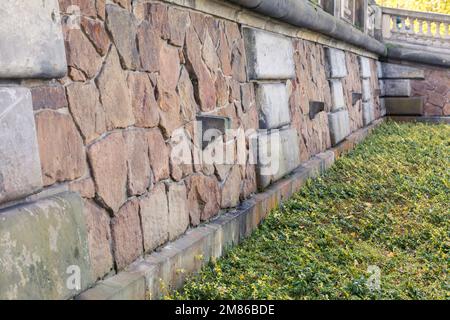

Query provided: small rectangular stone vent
[309,101,325,120]
[196,115,231,150]
[352,92,362,105]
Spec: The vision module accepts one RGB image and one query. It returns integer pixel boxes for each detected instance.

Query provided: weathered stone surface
[328,110,351,146]
[0,87,43,204]
[380,63,425,79]
[67,82,107,143]
[359,56,371,79]
[177,67,198,122]
[362,79,372,102]
[60,0,97,18]
[243,27,295,80]
[127,72,159,128]
[256,83,291,129]
[65,29,103,80]
[257,128,300,189]
[106,4,139,70]
[30,85,67,111]
[185,27,217,111]
[221,166,242,208]
[381,79,412,97]
[69,177,96,199]
[83,199,113,280]
[362,102,375,126]
[168,7,189,47]
[0,192,93,300]
[96,48,135,129]
[111,199,143,270]
[140,184,169,252]
[123,129,151,196]
[88,132,127,213]
[0,0,66,78]
[112,0,131,10]
[329,79,346,111]
[167,182,189,240]
[35,110,86,186]
[157,43,183,137]
[147,128,170,182]
[80,17,111,56]
[325,48,347,78]
[187,174,221,225]
[137,21,162,73]
[384,97,424,115]
[241,83,256,112]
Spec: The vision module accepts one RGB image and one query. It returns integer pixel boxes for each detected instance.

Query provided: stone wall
[0,0,387,299]
[411,68,450,116]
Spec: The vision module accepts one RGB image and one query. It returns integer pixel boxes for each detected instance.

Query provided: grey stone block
[256,83,291,129]
[0,87,43,205]
[362,101,375,126]
[376,61,383,78]
[362,79,372,102]
[0,192,93,300]
[385,97,424,115]
[257,128,300,189]
[0,0,66,78]
[359,56,372,79]
[329,79,345,111]
[380,63,425,79]
[328,110,351,146]
[243,27,295,80]
[380,98,387,116]
[380,79,412,97]
[325,47,347,78]
[378,80,385,96]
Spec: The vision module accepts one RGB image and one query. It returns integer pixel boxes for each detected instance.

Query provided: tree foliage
[377,0,450,15]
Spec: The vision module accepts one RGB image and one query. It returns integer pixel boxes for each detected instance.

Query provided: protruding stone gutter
[226,0,387,56]
[76,118,385,300]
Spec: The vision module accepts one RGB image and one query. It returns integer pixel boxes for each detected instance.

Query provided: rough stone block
[328,110,351,146]
[140,184,169,252]
[362,79,372,102]
[257,128,300,189]
[0,87,43,204]
[380,79,412,97]
[362,101,375,126]
[0,192,93,300]
[359,56,372,79]
[256,83,291,129]
[325,47,347,78]
[379,80,385,96]
[243,27,295,80]
[380,63,425,79]
[329,80,346,111]
[0,0,66,78]
[384,97,424,115]
[167,182,189,240]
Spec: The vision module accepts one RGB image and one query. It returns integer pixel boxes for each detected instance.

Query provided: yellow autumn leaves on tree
[376,0,450,15]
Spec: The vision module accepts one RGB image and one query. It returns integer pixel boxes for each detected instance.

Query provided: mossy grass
[172,121,449,300]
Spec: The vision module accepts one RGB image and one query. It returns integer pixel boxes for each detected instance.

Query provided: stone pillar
[243,27,300,190]
[325,47,351,146]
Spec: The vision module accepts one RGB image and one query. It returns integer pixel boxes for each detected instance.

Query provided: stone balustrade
[381,7,450,50]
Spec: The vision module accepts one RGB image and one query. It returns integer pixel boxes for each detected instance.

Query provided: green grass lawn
[172,122,450,300]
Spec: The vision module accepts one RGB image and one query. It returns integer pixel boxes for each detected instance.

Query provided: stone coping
[76,118,385,300]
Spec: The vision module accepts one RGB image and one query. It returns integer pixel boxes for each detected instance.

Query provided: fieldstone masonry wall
[0,0,395,299]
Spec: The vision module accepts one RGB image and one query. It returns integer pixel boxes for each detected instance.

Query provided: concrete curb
[76,118,385,300]
[387,116,450,125]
